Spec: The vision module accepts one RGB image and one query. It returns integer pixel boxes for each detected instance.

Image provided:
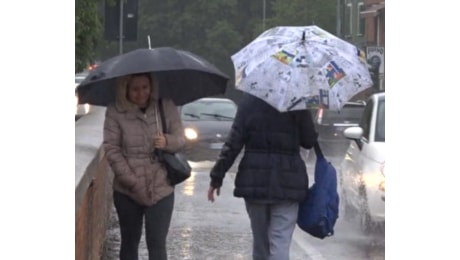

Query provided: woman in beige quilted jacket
[103,72,185,260]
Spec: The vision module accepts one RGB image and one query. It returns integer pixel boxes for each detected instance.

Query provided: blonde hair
[115,73,159,111]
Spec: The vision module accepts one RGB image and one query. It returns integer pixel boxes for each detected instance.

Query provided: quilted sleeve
[103,106,137,189]
[209,105,246,188]
[162,99,186,153]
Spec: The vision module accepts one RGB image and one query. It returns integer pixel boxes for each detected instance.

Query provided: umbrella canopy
[77,47,230,106]
[231,25,373,112]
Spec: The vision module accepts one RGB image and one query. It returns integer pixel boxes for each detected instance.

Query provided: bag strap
[158,99,168,134]
[313,142,324,159]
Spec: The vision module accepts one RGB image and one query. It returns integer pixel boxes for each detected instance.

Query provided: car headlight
[75,93,91,115]
[184,128,198,140]
[75,95,79,115]
[378,181,385,192]
[84,103,90,114]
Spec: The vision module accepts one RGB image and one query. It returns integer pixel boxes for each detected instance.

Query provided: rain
[76,1,385,259]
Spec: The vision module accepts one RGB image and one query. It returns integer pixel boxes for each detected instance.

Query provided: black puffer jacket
[210,94,318,202]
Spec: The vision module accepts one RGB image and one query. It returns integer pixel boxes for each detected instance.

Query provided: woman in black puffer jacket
[208,93,318,260]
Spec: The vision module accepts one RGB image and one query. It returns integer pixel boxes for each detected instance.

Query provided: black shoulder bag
[155,99,192,186]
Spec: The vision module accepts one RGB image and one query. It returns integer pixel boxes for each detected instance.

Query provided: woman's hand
[208,186,220,202]
[154,134,167,149]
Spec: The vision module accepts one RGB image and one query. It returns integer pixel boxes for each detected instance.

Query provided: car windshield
[321,105,365,124]
[181,100,237,121]
[375,100,385,142]
[75,78,84,84]
[75,74,88,85]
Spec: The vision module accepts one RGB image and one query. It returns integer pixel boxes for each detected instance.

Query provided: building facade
[337,0,385,94]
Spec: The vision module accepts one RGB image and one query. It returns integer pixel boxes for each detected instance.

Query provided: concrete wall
[75,107,113,260]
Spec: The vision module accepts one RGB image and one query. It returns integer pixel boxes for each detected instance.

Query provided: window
[181,99,237,122]
[359,99,374,142]
[344,2,352,38]
[375,100,385,142]
[357,2,365,36]
[319,105,365,125]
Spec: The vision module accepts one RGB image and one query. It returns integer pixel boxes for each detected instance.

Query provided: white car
[339,92,385,233]
[75,73,91,119]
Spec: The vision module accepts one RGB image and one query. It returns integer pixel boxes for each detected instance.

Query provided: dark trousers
[113,191,174,260]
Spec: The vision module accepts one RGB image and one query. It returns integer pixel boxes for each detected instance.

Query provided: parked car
[180,97,237,161]
[75,73,91,120]
[339,92,385,233]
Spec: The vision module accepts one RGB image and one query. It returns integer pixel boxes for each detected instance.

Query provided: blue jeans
[245,200,299,260]
[113,191,174,260]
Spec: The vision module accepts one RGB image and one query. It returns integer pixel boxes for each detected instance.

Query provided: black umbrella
[76,47,230,106]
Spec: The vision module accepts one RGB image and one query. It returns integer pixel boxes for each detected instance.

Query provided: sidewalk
[103,166,316,260]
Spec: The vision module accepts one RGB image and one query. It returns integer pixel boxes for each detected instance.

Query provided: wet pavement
[102,161,315,260]
[102,142,384,260]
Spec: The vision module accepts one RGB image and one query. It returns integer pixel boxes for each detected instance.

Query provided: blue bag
[297,143,339,239]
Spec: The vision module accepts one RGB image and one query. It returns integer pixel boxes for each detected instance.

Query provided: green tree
[95,0,273,68]
[91,0,338,101]
[270,0,336,32]
[75,0,104,73]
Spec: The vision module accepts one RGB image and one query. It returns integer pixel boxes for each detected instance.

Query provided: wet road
[102,141,384,260]
[103,162,312,259]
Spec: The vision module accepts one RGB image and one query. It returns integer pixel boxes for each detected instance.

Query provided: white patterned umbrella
[231,25,373,112]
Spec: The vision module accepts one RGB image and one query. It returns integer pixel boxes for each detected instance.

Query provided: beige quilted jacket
[103,78,185,206]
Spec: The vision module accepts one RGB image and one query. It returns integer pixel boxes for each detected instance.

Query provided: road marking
[292,228,326,260]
